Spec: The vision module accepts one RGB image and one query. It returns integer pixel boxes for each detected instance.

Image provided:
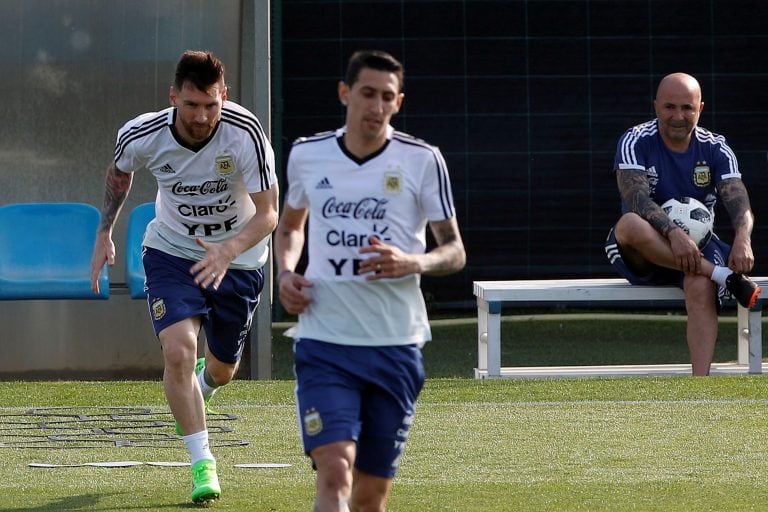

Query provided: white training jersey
[285,125,457,346]
[114,101,277,269]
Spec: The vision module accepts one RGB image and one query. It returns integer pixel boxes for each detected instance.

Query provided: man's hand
[667,228,702,275]
[358,236,420,281]
[728,235,755,274]
[277,271,314,314]
[90,231,115,294]
[189,238,235,290]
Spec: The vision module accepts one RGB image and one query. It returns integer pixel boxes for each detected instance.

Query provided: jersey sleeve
[708,134,741,183]
[241,130,277,193]
[614,126,648,172]
[113,118,144,173]
[419,145,456,222]
[284,142,310,209]
[113,110,168,173]
[222,103,278,193]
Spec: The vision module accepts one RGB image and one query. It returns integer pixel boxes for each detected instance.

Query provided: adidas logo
[315,177,332,189]
[158,163,175,174]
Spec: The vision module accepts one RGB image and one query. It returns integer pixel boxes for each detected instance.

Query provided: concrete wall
[0,291,163,379]
[0,0,273,379]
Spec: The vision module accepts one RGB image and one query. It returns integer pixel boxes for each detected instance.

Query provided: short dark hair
[345,50,404,92]
[174,50,225,92]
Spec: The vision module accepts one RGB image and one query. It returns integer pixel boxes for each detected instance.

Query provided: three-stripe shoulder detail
[221,106,272,186]
[618,120,657,167]
[392,131,455,219]
[292,130,337,147]
[694,127,739,176]
[114,112,169,162]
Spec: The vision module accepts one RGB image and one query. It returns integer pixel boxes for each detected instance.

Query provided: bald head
[654,73,704,151]
[656,73,702,103]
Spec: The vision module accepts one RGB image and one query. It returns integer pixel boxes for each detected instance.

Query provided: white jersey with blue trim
[285,125,457,346]
[614,119,741,213]
[114,100,277,269]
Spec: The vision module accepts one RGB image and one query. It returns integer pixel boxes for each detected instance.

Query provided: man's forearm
[718,179,754,239]
[616,169,678,237]
[99,162,133,232]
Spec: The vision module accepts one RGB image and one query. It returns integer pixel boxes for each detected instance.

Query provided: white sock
[183,430,214,464]
[197,366,219,402]
[711,265,733,287]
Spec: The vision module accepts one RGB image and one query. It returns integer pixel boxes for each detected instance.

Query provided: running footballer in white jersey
[283,125,454,345]
[115,99,276,270]
[91,50,278,506]
[275,50,465,512]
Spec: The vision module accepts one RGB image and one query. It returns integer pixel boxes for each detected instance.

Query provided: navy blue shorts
[604,227,730,301]
[142,247,264,364]
[293,338,425,479]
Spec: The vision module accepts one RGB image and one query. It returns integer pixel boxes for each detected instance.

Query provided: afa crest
[303,408,323,436]
[693,162,711,187]
[384,171,402,194]
[151,299,166,321]
[215,154,235,177]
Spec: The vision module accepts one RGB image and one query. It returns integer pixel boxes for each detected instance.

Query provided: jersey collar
[335,125,392,166]
[169,108,221,152]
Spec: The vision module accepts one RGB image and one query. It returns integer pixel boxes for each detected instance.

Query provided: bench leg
[476,298,501,379]
[737,302,763,374]
[476,298,488,378]
[748,301,763,374]
[737,305,748,366]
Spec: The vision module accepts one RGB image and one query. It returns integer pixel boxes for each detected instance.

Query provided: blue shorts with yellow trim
[293,338,425,479]
[142,247,263,364]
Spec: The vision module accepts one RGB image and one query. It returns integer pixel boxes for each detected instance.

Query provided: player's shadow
[7,493,201,510]
[5,493,104,511]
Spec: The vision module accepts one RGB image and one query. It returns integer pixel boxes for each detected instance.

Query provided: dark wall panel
[280,0,768,306]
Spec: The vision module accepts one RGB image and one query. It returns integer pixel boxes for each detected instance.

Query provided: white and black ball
[661,197,714,249]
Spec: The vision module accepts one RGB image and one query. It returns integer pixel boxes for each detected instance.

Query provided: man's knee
[350,470,391,512]
[614,212,648,246]
[684,275,716,307]
[205,358,238,386]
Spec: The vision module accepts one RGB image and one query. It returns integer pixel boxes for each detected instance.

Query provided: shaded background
[278,0,768,308]
[1,0,766,311]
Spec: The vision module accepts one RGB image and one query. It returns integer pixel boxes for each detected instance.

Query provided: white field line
[3,398,768,414]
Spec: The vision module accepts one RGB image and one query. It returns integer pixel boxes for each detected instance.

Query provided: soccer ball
[661,197,714,249]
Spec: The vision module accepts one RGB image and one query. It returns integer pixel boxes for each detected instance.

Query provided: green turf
[270,312,749,379]
[3,377,768,511]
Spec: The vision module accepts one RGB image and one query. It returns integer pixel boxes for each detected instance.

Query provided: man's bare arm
[99,162,133,232]
[422,217,466,276]
[717,178,754,238]
[91,162,132,293]
[616,168,678,237]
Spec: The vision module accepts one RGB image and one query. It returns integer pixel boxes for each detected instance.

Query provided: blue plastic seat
[0,203,109,299]
[125,202,155,299]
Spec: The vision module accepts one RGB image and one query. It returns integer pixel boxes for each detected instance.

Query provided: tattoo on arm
[428,220,466,274]
[717,179,753,235]
[99,162,133,231]
[616,169,677,237]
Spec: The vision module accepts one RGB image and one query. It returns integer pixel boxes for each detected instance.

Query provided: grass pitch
[2,377,768,511]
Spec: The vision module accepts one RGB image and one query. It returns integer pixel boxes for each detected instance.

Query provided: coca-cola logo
[171,179,229,196]
[321,197,388,220]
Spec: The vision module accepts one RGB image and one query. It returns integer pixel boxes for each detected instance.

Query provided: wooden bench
[473,278,767,378]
